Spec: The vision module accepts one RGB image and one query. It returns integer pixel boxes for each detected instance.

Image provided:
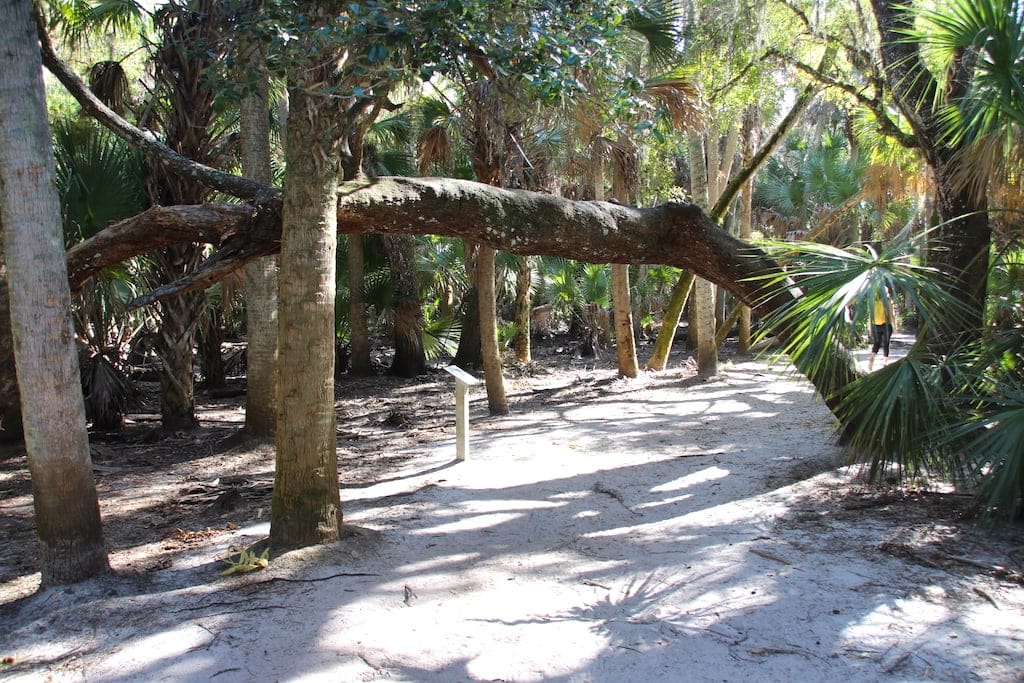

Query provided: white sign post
[443,365,481,461]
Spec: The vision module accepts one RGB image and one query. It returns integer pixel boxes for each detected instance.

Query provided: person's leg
[868,324,882,371]
[881,323,892,366]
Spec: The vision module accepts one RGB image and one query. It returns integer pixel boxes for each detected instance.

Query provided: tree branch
[35,9,271,202]
[779,51,918,149]
[709,46,836,222]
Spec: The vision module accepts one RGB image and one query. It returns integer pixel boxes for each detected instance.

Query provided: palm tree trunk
[239,55,278,436]
[688,131,717,376]
[270,69,344,549]
[478,245,509,414]
[346,233,373,375]
[0,0,108,583]
[154,279,201,430]
[513,255,532,363]
[383,234,427,378]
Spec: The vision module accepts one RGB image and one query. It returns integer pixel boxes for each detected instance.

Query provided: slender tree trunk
[468,80,509,409]
[512,255,532,363]
[611,263,639,377]
[270,73,344,549]
[0,0,108,583]
[738,106,758,353]
[478,245,509,414]
[346,233,372,375]
[645,272,695,370]
[239,59,279,436]
[454,241,483,368]
[608,140,639,378]
[688,131,718,376]
[383,234,427,377]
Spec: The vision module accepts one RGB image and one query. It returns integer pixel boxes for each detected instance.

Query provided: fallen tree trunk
[2,176,859,428]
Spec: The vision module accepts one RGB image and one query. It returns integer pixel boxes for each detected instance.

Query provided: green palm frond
[369,112,413,148]
[422,316,461,361]
[53,118,147,245]
[580,263,611,307]
[836,353,960,480]
[373,149,416,176]
[49,0,147,45]
[909,0,1024,148]
[750,238,974,396]
[539,256,583,319]
[624,2,684,69]
[947,385,1024,517]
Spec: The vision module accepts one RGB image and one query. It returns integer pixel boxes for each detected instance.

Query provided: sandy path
[2,357,1021,682]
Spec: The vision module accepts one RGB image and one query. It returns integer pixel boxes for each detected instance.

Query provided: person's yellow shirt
[873,298,888,325]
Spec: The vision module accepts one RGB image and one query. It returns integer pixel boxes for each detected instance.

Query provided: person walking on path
[867,289,897,371]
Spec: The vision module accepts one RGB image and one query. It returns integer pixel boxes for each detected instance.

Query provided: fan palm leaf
[750,237,974,396]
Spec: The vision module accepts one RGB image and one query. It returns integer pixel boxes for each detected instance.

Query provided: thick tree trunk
[50,176,861,413]
[383,234,427,378]
[269,79,344,549]
[871,0,990,334]
[239,58,278,436]
[0,0,107,583]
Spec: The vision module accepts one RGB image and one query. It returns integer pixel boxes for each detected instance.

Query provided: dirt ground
[1,335,1022,682]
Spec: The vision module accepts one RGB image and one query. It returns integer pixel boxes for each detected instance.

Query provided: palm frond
[836,353,960,480]
[642,70,704,129]
[749,238,975,393]
[624,1,684,69]
[422,316,461,361]
[948,386,1024,517]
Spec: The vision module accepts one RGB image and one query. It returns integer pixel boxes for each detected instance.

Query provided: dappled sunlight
[4,358,1019,682]
[648,465,731,494]
[412,511,526,535]
[390,552,482,576]
[81,622,217,680]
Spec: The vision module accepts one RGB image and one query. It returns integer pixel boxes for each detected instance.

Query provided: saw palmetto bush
[53,117,148,428]
[754,236,1024,518]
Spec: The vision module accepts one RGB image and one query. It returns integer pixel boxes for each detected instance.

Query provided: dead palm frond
[642,73,704,130]
[81,351,136,430]
[418,125,453,174]
[87,60,131,116]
